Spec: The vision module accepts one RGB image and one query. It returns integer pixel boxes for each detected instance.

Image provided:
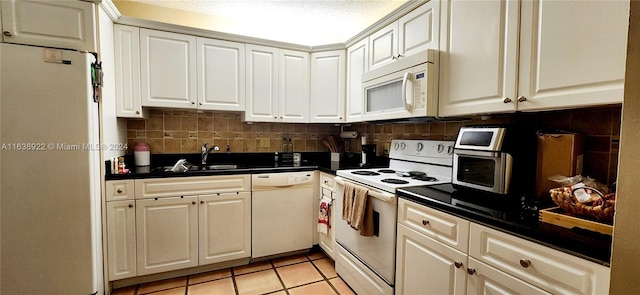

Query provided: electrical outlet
[260,138,270,148]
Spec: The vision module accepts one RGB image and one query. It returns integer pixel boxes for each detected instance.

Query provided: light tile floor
[112,250,355,295]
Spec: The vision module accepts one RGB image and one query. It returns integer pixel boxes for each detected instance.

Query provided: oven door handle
[334,177,396,203]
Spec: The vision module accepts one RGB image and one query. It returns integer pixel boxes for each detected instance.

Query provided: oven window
[457,157,495,187]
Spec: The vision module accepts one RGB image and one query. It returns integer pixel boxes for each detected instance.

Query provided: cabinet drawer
[320,173,335,190]
[106,180,135,201]
[469,223,610,295]
[397,198,470,253]
[135,175,250,199]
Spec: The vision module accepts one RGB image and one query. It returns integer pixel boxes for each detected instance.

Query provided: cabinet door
[346,39,368,122]
[199,192,251,265]
[107,201,137,280]
[310,50,346,123]
[1,0,96,51]
[114,25,144,118]
[369,22,399,71]
[197,38,246,111]
[438,0,520,117]
[245,44,279,122]
[466,257,551,295]
[136,196,198,275]
[517,0,629,111]
[318,189,335,259]
[398,1,440,57]
[279,49,310,122]
[140,29,197,108]
[396,224,467,295]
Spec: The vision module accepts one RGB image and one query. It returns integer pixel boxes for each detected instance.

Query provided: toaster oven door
[453,150,512,194]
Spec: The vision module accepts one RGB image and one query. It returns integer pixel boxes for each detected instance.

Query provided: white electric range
[334,139,454,295]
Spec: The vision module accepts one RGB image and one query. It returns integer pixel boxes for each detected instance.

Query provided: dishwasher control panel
[252,171,315,189]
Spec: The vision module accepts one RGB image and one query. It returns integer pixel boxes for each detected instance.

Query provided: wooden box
[539,207,613,235]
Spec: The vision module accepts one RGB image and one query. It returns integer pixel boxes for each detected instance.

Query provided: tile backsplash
[127,105,621,184]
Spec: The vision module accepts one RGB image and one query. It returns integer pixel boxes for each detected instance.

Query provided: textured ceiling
[125,0,409,45]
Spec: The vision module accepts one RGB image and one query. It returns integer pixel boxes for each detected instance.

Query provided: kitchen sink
[189,164,238,171]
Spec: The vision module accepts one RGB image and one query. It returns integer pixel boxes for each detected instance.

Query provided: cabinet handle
[200,200,204,204]
[519,259,532,268]
[454,262,463,269]
[135,111,140,115]
[397,54,404,59]
[192,201,196,205]
[116,189,123,194]
[3,31,11,37]
[191,101,195,104]
[517,96,527,102]
[199,102,203,105]
[503,97,512,103]
[274,116,277,119]
[128,204,133,208]
[467,268,476,275]
[422,219,429,226]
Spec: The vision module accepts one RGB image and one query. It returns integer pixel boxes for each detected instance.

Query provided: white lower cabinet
[106,175,251,280]
[318,173,336,259]
[136,196,199,276]
[396,199,611,295]
[466,257,550,295]
[199,192,251,265]
[396,223,467,295]
[106,200,137,281]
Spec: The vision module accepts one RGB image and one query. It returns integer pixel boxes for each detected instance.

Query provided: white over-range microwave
[361,49,438,121]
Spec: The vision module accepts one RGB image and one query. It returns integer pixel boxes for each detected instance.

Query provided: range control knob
[394,143,400,150]
[436,144,445,153]
[447,145,454,155]
[416,143,424,152]
[400,142,406,150]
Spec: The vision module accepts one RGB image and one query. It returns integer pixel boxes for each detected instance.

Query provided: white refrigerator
[0,43,103,294]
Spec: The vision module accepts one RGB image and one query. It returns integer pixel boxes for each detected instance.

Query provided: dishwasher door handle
[335,177,396,203]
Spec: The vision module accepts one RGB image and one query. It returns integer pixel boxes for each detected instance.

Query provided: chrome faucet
[201,143,220,165]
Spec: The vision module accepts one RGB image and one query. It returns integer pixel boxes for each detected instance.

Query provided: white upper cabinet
[245,45,310,122]
[438,0,520,117]
[346,39,368,122]
[516,0,629,111]
[197,38,246,111]
[245,44,279,122]
[369,2,440,71]
[140,29,197,109]
[439,0,629,117]
[1,0,96,52]
[279,49,310,122]
[114,25,145,118]
[310,50,346,123]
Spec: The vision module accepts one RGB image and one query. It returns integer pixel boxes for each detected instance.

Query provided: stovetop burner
[397,171,427,177]
[352,170,380,176]
[412,175,437,182]
[378,169,396,173]
[381,178,410,184]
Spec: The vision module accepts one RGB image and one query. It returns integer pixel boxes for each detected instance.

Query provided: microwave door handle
[401,72,412,112]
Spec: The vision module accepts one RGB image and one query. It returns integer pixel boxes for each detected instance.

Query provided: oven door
[334,176,397,285]
[452,150,512,194]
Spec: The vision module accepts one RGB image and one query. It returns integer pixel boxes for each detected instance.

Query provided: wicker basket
[549,187,615,223]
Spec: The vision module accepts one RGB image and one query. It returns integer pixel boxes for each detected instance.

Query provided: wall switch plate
[260,138,270,148]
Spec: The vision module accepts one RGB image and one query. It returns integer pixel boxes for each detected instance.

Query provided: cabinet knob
[192,201,196,205]
[116,189,123,194]
[274,116,277,119]
[199,102,203,105]
[454,262,463,269]
[467,268,476,275]
[517,96,527,102]
[519,259,532,268]
[422,219,429,226]
[503,97,512,103]
[128,204,133,208]
[397,54,404,59]
[280,116,283,119]
[339,117,343,120]
[200,200,204,204]
[135,111,140,114]
[191,101,195,104]
[3,31,11,37]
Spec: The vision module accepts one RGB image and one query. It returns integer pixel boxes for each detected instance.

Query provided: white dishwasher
[252,171,315,258]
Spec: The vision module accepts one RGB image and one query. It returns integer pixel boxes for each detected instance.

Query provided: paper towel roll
[340,131,358,138]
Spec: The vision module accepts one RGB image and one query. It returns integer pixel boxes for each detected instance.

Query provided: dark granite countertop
[398,183,612,266]
[105,152,386,180]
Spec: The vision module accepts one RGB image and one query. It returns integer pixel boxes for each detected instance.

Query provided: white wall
[99,8,127,160]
